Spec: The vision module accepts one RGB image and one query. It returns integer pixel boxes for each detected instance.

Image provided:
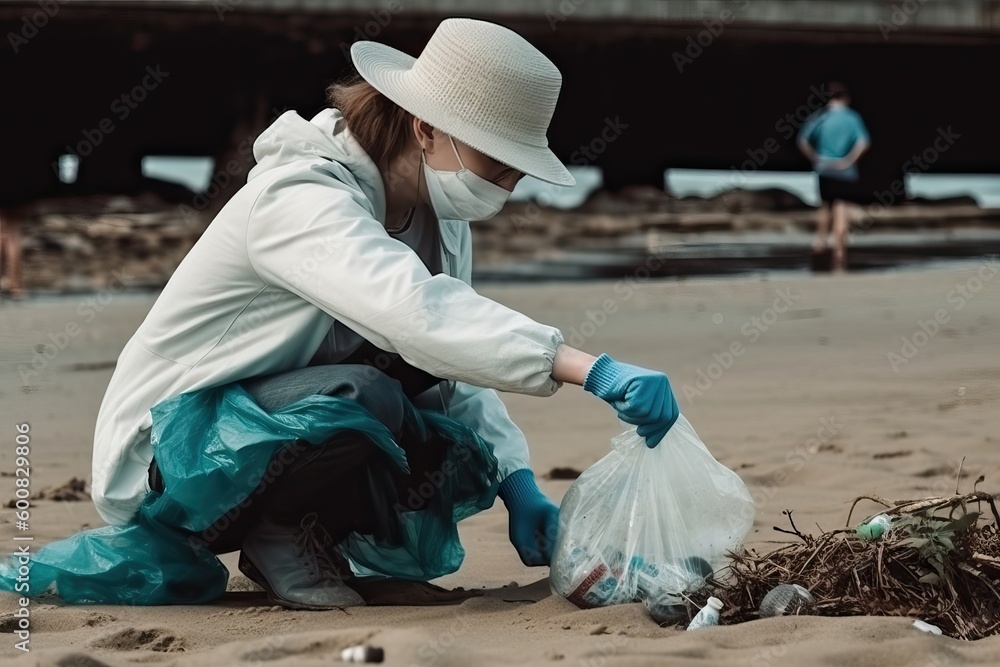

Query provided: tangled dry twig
[710,493,1000,640]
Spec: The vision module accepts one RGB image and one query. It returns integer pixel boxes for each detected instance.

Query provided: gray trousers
[147,359,445,555]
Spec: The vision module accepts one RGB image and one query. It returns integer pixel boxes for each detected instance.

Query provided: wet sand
[1,260,999,665]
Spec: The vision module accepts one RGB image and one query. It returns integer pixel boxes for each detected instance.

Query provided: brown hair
[326,74,415,171]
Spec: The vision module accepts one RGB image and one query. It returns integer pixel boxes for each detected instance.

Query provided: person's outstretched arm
[551,344,598,384]
[246,172,563,397]
[556,346,680,447]
[495,344,681,566]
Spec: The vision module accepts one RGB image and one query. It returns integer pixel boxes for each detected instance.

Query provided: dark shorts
[818,174,871,205]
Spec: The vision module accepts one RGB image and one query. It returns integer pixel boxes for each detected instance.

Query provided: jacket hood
[247,107,387,223]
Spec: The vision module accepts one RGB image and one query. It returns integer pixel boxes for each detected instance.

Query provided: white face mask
[421,135,512,221]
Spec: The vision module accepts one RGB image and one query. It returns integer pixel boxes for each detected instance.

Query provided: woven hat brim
[351,40,576,188]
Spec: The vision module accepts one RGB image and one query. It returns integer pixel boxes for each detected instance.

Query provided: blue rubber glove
[497,468,560,566]
[583,353,680,447]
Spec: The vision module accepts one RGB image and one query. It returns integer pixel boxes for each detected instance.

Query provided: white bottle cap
[706,596,724,611]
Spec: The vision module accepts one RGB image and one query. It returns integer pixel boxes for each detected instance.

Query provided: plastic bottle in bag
[554,544,628,608]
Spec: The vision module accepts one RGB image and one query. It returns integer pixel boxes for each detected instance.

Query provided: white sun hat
[349,17,576,187]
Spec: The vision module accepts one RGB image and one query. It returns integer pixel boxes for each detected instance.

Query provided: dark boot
[239,510,365,610]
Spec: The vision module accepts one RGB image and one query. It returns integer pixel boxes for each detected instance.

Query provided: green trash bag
[0,381,500,605]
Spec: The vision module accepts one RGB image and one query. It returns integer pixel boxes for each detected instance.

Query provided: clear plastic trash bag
[550,414,754,615]
[0,381,499,605]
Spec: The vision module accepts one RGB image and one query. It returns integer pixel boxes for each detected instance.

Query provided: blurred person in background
[797,81,871,273]
[0,209,24,299]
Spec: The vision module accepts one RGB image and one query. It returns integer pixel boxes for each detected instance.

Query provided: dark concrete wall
[2,3,998,208]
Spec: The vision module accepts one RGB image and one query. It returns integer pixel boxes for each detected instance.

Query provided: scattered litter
[758,584,814,617]
[722,489,1000,640]
[341,644,384,663]
[687,597,723,630]
[913,620,943,635]
[855,514,892,541]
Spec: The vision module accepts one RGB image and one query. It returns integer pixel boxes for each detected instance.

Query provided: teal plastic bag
[337,409,502,579]
[0,381,500,604]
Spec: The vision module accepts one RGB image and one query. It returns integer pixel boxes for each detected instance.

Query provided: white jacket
[91,107,565,526]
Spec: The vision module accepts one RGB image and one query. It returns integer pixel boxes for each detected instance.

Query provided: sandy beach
[2,260,999,665]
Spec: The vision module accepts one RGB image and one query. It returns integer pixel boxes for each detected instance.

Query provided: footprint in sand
[0,609,116,633]
[89,627,185,652]
[52,652,112,667]
[873,450,912,459]
[83,612,117,627]
[915,465,970,479]
[0,614,22,633]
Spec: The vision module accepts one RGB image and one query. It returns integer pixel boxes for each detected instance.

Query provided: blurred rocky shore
[7,185,1000,293]
[8,192,209,294]
[479,186,998,268]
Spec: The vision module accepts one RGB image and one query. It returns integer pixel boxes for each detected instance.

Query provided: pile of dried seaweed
[714,489,1000,640]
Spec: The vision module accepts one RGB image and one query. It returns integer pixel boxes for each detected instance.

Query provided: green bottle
[856,514,892,540]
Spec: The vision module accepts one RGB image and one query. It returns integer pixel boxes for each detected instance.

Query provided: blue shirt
[798,106,870,181]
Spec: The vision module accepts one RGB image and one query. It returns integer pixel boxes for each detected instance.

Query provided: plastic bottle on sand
[686,597,723,630]
[340,645,384,663]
